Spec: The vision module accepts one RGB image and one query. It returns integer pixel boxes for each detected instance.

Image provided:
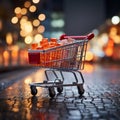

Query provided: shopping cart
[28,33,94,98]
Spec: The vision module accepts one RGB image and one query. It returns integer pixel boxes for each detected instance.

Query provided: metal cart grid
[28,33,94,98]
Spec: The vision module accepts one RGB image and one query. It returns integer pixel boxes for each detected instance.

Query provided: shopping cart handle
[60,33,94,40]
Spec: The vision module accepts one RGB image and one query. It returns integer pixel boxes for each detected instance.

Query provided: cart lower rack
[28,33,94,98]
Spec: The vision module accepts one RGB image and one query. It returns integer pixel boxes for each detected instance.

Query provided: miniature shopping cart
[28,33,94,98]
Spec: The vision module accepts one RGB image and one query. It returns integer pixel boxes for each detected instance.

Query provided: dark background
[64,0,120,35]
[0,0,120,39]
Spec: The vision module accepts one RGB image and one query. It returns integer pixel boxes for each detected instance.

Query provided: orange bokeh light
[6,33,13,45]
[83,63,94,73]
[103,38,114,57]
[11,17,18,24]
[3,51,10,66]
[29,5,36,12]
[37,25,45,33]
[38,14,46,21]
[24,1,31,8]
[85,51,94,61]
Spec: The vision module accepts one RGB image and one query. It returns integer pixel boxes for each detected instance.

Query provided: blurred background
[0,0,120,70]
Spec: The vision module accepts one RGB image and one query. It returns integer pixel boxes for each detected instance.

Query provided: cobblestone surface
[0,64,120,120]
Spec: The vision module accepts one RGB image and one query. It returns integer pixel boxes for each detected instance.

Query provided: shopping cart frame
[28,33,94,98]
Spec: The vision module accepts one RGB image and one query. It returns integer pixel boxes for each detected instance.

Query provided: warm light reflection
[5,86,20,113]
[10,46,19,65]
[109,27,120,44]
[34,34,43,42]
[25,21,33,33]
[0,19,3,30]
[105,47,113,57]
[83,63,94,73]
[32,0,40,4]
[20,30,26,37]
[12,107,19,112]
[1,49,29,67]
[25,36,33,44]
[29,5,36,12]
[33,19,40,27]
[8,87,13,90]
[24,1,31,8]
[6,99,19,112]
[6,33,13,45]
[26,108,32,120]
[38,14,46,21]
[11,50,18,58]
[11,17,18,24]
[0,54,3,65]
[103,38,114,57]
[24,77,32,84]
[11,0,46,46]
[11,50,18,65]
[32,29,38,35]
[109,27,117,37]
[85,51,94,61]
[20,16,28,25]
[11,45,19,51]
[21,8,27,15]
[3,51,9,60]
[113,36,120,44]
[3,51,9,66]
[20,50,28,64]
[32,69,45,82]
[37,25,45,33]
[20,21,33,35]
[14,7,21,14]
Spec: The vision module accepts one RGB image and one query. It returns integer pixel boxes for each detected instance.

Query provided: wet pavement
[0,63,120,120]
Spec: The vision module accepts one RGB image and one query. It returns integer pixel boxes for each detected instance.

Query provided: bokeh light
[0,19,2,30]
[111,16,120,25]
[14,7,21,14]
[22,21,33,34]
[34,34,43,43]
[6,33,13,45]
[85,51,94,61]
[24,1,31,8]
[11,17,18,24]
[32,0,40,4]
[20,30,26,37]
[29,5,36,12]
[38,14,46,21]
[24,77,32,84]
[3,51,10,66]
[33,19,40,27]
[20,16,28,24]
[37,25,45,33]
[21,8,27,15]
[24,36,33,44]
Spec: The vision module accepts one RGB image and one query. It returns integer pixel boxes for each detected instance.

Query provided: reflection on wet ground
[0,63,120,120]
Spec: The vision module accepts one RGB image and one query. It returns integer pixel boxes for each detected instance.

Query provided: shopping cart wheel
[48,87,56,98]
[56,79,63,93]
[57,86,63,93]
[30,86,37,96]
[77,84,84,96]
